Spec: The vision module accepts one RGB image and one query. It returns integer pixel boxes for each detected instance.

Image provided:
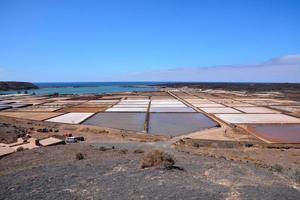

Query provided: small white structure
[39,137,64,146]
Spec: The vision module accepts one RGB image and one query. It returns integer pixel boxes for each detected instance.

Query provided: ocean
[0,82,163,95]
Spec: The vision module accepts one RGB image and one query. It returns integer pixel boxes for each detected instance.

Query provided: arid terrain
[0,86,300,199]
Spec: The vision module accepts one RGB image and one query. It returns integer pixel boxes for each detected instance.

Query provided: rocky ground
[0,122,28,144]
[1,136,300,200]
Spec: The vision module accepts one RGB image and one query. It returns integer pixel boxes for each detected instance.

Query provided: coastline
[0,82,160,95]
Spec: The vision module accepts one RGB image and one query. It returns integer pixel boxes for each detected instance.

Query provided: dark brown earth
[155,83,300,100]
[0,122,28,144]
[174,138,300,179]
[0,81,38,91]
[1,141,300,200]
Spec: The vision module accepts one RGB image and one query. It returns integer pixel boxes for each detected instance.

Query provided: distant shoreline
[0,82,159,95]
[0,81,39,91]
[152,82,300,92]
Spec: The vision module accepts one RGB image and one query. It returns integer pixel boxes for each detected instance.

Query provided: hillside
[0,81,39,91]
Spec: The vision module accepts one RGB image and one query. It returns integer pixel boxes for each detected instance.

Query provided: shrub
[271,164,283,172]
[37,128,49,133]
[119,149,128,154]
[76,153,84,160]
[192,142,200,148]
[16,146,25,152]
[99,146,109,151]
[140,150,175,169]
[133,149,144,154]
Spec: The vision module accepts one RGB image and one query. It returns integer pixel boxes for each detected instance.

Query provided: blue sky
[0,0,300,82]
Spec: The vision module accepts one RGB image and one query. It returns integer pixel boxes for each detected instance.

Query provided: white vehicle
[65,137,77,143]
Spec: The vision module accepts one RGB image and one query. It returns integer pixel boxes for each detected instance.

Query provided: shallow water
[82,112,217,136]
[253,124,300,143]
[148,113,218,136]
[82,112,146,132]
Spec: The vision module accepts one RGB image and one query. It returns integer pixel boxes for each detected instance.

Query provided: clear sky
[0,0,300,82]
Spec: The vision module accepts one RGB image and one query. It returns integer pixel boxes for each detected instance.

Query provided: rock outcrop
[0,81,39,91]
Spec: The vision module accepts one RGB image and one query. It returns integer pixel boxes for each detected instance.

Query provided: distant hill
[0,81,39,91]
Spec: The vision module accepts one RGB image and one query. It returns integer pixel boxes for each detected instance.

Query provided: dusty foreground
[1,135,300,200]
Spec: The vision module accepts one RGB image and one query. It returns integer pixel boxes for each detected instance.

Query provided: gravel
[0,143,299,200]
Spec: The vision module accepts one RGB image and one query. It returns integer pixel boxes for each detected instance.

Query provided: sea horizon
[0,82,162,95]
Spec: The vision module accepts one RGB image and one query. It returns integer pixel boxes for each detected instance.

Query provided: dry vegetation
[140,150,175,169]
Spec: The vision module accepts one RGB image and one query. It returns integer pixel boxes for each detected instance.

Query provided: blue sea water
[0,82,163,95]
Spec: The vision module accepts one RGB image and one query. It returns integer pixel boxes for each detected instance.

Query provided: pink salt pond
[250,124,300,143]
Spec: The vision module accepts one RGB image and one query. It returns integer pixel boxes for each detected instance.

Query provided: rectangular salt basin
[200,107,241,114]
[121,99,149,102]
[55,100,87,103]
[215,114,300,124]
[150,102,184,105]
[105,107,147,112]
[12,106,62,112]
[43,102,78,106]
[151,104,187,108]
[113,104,148,108]
[19,101,45,105]
[0,112,65,121]
[126,97,149,100]
[250,124,300,143]
[270,106,300,113]
[150,107,196,113]
[0,103,11,107]
[151,99,180,102]
[0,100,19,104]
[0,105,12,110]
[271,100,300,105]
[57,107,107,113]
[240,100,279,106]
[207,99,242,104]
[149,113,218,136]
[151,96,175,100]
[9,103,32,108]
[46,97,70,101]
[151,101,183,105]
[225,103,255,107]
[0,101,14,105]
[82,112,146,132]
[234,107,280,114]
[194,103,226,108]
[151,98,180,101]
[46,112,94,124]
[118,101,149,105]
[87,100,119,104]
[75,104,113,108]
[185,99,215,104]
